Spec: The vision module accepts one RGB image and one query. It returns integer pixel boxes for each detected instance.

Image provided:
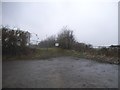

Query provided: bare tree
[57,27,75,49]
[38,35,56,48]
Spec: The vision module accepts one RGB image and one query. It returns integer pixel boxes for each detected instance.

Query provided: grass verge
[3,48,119,64]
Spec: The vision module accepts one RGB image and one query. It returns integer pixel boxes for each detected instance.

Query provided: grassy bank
[3,48,119,64]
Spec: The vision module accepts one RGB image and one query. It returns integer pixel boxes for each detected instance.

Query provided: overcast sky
[2,0,119,46]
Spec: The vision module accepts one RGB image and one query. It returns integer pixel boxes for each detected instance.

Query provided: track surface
[3,57,118,88]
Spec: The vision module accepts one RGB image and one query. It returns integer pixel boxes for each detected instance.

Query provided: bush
[1,26,31,56]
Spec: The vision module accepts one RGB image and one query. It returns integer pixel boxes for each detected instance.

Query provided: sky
[1,0,119,46]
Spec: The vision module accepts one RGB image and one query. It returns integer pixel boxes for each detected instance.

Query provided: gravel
[2,57,118,88]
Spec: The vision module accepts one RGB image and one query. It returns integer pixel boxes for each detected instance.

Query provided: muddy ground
[2,57,118,88]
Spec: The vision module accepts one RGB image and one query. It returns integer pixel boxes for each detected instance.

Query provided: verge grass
[3,47,118,64]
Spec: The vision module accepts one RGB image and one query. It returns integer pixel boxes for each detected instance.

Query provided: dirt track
[3,57,118,88]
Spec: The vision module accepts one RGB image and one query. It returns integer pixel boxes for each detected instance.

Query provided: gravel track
[2,57,118,88]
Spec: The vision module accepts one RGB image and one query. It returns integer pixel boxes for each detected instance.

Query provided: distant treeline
[38,27,119,58]
[1,26,35,56]
[1,26,119,58]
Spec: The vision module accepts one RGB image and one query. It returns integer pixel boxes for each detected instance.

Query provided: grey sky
[2,0,119,46]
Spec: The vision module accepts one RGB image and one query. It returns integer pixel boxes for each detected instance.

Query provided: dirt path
[3,57,118,88]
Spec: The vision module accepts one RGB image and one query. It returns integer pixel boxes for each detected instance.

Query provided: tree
[38,35,56,48]
[57,27,75,49]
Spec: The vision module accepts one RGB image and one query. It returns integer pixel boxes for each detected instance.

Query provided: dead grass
[3,48,119,64]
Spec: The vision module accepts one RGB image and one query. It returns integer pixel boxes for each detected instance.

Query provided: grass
[3,48,70,60]
[3,47,119,64]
